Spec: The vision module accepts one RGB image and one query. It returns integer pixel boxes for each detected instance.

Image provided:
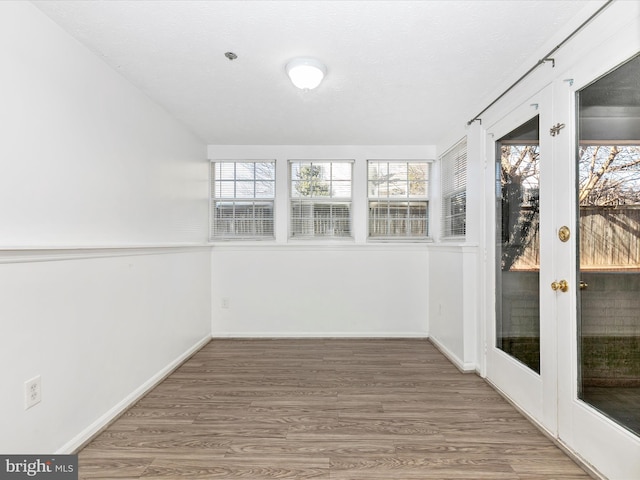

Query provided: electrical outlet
[25,375,41,410]
[221,297,230,309]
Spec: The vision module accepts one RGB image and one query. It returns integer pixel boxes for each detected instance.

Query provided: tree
[500,145,540,271]
[408,164,427,196]
[501,144,640,269]
[579,146,640,206]
[294,165,329,197]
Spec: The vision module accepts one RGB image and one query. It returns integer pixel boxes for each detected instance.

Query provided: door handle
[551,280,569,292]
[580,281,588,290]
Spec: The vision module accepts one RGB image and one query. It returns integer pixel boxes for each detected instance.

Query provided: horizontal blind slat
[441,138,467,238]
[367,160,430,238]
[210,161,275,240]
[289,161,353,238]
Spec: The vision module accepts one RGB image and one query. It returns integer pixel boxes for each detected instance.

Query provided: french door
[555,54,640,479]
[485,58,640,479]
[485,85,557,434]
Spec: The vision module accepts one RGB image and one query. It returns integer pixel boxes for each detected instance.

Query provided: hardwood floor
[79,339,592,479]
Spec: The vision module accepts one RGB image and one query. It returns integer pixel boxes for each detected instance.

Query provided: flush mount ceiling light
[285,57,327,90]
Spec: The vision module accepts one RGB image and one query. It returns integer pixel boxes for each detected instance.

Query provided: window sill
[209,241,433,252]
[367,237,433,243]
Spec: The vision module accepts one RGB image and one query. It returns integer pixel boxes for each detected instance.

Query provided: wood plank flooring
[78,339,592,479]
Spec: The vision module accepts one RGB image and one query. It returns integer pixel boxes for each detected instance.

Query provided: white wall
[0,249,211,454]
[208,145,433,337]
[0,2,211,453]
[427,245,477,372]
[0,1,207,247]
[212,245,428,337]
[427,122,482,372]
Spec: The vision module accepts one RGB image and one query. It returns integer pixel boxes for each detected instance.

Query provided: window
[210,161,275,240]
[367,161,430,239]
[440,138,467,238]
[290,161,352,238]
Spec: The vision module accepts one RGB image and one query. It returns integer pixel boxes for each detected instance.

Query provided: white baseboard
[56,334,211,454]
[211,332,429,338]
[429,336,476,373]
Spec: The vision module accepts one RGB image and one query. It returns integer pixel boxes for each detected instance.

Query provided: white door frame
[483,84,557,436]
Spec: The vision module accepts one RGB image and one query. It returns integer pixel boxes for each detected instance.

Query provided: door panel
[486,86,556,432]
[554,53,640,480]
[577,54,640,437]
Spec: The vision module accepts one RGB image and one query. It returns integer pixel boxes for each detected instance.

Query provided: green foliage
[295,165,330,197]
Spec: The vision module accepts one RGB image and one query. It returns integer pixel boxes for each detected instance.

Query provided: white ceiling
[33,1,600,146]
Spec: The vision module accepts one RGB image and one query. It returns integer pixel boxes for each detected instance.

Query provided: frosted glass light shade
[286,58,326,90]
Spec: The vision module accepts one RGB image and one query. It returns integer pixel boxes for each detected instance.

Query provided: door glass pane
[577,53,640,436]
[496,116,540,373]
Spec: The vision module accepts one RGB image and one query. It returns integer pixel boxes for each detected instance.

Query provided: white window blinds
[440,138,467,238]
[289,160,353,238]
[210,161,275,240]
[367,161,430,239]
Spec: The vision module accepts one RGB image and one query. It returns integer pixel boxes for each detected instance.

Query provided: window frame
[366,160,432,241]
[288,160,354,240]
[209,160,276,241]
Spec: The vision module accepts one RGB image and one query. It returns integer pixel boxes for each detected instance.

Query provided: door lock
[551,280,569,292]
[558,226,570,242]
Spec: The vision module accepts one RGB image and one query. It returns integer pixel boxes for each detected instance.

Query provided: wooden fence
[512,205,640,270]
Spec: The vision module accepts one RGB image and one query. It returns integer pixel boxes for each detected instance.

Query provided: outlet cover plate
[25,375,41,410]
